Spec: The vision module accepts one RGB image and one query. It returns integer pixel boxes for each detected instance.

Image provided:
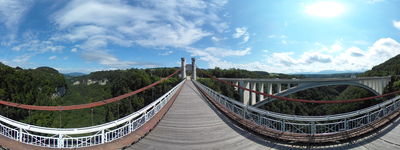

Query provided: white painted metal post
[101,129,105,143]
[19,128,22,142]
[311,122,316,134]
[58,134,63,148]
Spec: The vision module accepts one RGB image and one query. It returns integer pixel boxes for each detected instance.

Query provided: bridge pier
[258,83,264,103]
[234,81,239,91]
[277,83,282,93]
[251,83,257,105]
[268,83,272,95]
[239,81,250,105]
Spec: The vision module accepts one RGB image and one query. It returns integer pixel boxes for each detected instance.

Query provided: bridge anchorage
[0,58,399,149]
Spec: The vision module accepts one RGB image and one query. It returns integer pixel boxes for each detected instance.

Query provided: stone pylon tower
[192,58,196,80]
[181,58,186,79]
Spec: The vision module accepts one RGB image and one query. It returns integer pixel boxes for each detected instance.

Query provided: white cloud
[393,20,400,30]
[81,50,138,68]
[158,50,173,56]
[52,0,228,68]
[204,47,251,57]
[12,40,64,53]
[13,54,33,63]
[200,38,400,73]
[71,48,78,52]
[232,27,249,43]
[211,36,221,42]
[0,0,33,39]
[54,0,226,48]
[49,56,57,60]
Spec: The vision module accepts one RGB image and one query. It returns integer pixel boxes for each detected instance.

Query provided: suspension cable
[0,69,180,111]
[200,70,400,104]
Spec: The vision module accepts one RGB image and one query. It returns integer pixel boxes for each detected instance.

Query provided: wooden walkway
[127,81,272,150]
[127,80,400,150]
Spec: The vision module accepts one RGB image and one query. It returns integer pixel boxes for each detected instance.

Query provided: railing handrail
[0,80,184,135]
[194,80,400,122]
[218,76,391,82]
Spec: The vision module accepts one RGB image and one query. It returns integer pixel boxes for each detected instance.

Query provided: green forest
[1,54,399,127]
[198,54,400,116]
[0,63,180,128]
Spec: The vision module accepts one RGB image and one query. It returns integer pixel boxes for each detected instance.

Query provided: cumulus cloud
[71,48,78,53]
[51,0,227,68]
[393,20,400,30]
[187,46,251,68]
[232,27,250,43]
[204,38,400,73]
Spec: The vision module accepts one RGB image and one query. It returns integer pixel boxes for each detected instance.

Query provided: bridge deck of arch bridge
[127,80,400,150]
[219,76,391,106]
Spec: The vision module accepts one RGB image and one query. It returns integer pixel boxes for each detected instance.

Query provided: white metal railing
[194,80,400,135]
[0,80,184,148]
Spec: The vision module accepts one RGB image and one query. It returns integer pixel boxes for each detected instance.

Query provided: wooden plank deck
[127,80,273,150]
[127,80,400,150]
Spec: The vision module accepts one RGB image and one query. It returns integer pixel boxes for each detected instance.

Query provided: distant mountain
[363,54,400,76]
[63,72,87,77]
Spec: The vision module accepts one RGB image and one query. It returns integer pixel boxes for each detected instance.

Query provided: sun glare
[305,1,345,18]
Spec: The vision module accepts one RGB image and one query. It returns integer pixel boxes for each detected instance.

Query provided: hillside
[363,54,400,92]
[0,63,181,128]
[363,54,400,76]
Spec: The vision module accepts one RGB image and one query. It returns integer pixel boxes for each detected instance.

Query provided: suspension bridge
[0,58,400,149]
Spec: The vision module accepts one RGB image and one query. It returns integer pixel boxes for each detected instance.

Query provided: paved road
[127,80,400,150]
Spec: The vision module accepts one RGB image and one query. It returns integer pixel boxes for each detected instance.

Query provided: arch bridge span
[219,77,391,107]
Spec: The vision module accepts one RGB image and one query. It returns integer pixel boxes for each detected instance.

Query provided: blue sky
[0,0,400,73]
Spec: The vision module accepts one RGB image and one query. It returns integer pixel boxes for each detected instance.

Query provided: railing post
[311,122,316,135]
[58,134,64,148]
[128,121,132,133]
[19,128,22,142]
[101,129,105,143]
[281,120,285,132]
[344,119,348,130]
